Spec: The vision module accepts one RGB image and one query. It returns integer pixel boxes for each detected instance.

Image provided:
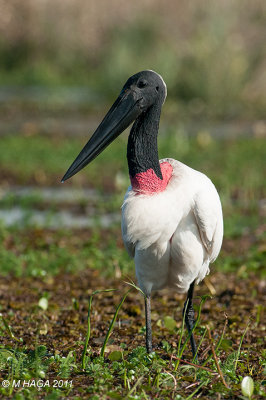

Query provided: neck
[127,103,162,179]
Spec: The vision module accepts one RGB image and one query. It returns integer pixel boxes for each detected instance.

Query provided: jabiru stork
[62,70,223,356]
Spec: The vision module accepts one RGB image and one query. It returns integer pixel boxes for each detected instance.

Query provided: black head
[61,70,167,182]
[122,70,167,111]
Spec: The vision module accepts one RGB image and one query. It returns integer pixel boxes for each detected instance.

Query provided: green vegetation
[1,131,265,234]
[0,130,265,398]
[1,1,265,119]
[0,227,132,278]
[0,274,265,399]
[0,131,265,195]
[1,1,265,397]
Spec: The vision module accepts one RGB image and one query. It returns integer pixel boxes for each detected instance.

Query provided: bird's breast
[130,162,173,194]
[122,160,190,251]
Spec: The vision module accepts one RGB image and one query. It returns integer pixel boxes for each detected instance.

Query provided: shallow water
[0,207,120,228]
[0,186,120,228]
[0,185,103,203]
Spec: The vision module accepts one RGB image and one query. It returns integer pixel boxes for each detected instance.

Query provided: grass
[0,130,265,195]
[1,5,265,393]
[0,227,132,278]
[0,130,265,236]
[0,275,265,399]
[1,1,265,119]
[0,130,265,398]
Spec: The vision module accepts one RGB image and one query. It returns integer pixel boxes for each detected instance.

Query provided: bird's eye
[137,80,148,89]
[155,86,159,92]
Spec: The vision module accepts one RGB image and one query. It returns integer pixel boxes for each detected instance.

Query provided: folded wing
[192,183,223,263]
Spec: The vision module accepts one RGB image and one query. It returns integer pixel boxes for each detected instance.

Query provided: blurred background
[0,3,265,396]
[0,0,265,263]
[1,0,266,125]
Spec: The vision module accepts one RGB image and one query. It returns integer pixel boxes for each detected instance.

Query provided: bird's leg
[145,295,152,353]
[183,280,197,358]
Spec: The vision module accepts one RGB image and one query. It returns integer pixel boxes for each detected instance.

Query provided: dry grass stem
[207,326,230,389]
[171,355,216,374]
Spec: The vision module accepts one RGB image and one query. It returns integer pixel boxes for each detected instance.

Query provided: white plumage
[122,158,223,295]
[62,70,224,355]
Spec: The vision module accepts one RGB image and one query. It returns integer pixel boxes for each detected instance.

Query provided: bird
[61,70,223,357]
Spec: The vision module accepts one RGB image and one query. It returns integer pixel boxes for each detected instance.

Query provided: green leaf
[164,316,176,331]
[106,391,123,399]
[36,345,47,358]
[220,339,233,351]
[38,297,48,310]
[241,376,254,398]
[109,351,123,361]
[0,348,14,360]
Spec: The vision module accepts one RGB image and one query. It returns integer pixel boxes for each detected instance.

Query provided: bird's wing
[192,182,223,262]
[121,188,136,258]
[121,215,135,258]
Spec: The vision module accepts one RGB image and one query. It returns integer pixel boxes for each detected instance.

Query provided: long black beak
[61,90,142,182]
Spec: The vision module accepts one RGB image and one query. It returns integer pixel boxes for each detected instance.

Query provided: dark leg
[145,295,152,353]
[183,280,197,358]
